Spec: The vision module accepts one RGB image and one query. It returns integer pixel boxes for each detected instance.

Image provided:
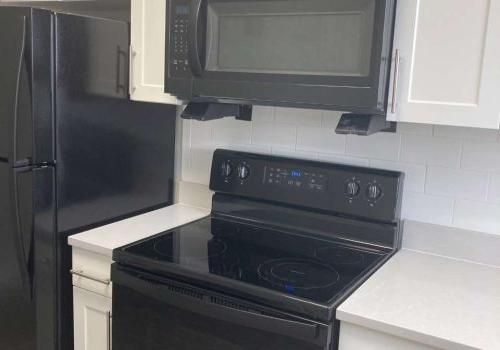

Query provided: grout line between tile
[458,140,464,169]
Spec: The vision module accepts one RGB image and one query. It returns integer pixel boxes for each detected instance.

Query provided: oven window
[205,0,375,76]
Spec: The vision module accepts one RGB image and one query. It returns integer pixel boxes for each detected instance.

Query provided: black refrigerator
[0,6,176,350]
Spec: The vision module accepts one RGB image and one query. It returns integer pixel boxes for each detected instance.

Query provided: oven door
[112,264,333,350]
[166,0,395,113]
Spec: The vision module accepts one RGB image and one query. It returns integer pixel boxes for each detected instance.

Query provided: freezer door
[54,13,176,234]
[0,7,33,166]
[0,161,36,349]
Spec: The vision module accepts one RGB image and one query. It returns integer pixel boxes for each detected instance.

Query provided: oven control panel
[169,1,191,77]
[210,149,404,223]
[264,167,328,192]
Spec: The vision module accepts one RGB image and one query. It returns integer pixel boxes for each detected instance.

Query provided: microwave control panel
[169,2,191,77]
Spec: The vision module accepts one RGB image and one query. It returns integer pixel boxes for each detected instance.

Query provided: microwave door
[180,0,396,115]
[188,0,204,77]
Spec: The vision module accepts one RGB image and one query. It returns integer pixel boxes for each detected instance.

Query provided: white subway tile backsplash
[453,200,500,234]
[400,135,461,167]
[346,133,401,161]
[487,174,500,203]
[317,153,370,167]
[426,167,489,201]
[228,144,272,155]
[251,122,297,149]
[297,126,345,154]
[434,125,499,141]
[396,123,434,136]
[272,148,317,160]
[321,110,343,128]
[181,119,191,149]
[461,141,500,173]
[184,147,214,185]
[251,106,275,123]
[402,192,454,226]
[275,107,322,126]
[180,107,500,235]
[190,120,213,146]
[212,119,251,146]
[370,160,426,193]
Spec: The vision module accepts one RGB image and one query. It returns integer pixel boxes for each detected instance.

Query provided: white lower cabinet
[73,287,112,350]
[339,322,439,350]
[72,247,113,350]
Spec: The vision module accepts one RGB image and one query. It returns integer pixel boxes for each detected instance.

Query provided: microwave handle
[188,0,204,76]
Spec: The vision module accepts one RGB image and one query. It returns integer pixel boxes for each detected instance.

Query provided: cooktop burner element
[315,246,365,265]
[258,259,340,291]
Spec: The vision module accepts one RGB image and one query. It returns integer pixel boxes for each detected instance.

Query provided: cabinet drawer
[72,247,113,298]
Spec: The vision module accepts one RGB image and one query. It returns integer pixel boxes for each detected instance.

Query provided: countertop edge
[336,309,478,350]
[68,203,211,257]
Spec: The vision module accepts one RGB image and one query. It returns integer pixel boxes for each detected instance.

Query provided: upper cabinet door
[388,0,500,129]
[130,0,180,104]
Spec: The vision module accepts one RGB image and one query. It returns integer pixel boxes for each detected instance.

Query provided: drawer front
[72,247,113,297]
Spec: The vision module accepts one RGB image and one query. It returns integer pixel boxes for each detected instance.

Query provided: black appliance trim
[211,194,400,250]
[181,101,253,121]
[112,263,332,347]
[210,149,404,229]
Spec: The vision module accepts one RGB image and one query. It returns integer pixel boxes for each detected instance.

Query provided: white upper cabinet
[130,0,180,104]
[387,0,500,129]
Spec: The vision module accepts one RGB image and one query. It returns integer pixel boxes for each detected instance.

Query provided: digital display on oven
[265,166,327,192]
[175,5,190,15]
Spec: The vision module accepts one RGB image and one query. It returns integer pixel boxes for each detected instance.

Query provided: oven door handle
[188,0,204,76]
[112,265,330,347]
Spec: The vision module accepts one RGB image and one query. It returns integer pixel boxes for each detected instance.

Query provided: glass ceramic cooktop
[119,217,387,304]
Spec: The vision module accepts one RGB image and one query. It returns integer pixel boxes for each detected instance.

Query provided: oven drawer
[111,264,333,350]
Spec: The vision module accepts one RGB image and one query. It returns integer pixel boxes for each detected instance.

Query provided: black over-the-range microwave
[165,0,397,115]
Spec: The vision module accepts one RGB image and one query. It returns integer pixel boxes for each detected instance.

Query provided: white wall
[180,106,500,235]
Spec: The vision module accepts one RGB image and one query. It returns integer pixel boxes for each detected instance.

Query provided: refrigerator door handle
[13,16,30,168]
[11,165,34,299]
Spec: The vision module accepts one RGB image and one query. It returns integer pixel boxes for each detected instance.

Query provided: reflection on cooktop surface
[122,217,387,304]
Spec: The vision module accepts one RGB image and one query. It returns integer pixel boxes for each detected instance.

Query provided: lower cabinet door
[73,286,112,350]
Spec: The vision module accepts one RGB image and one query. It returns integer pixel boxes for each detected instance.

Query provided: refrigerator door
[32,165,58,350]
[0,7,34,166]
[54,13,176,234]
[0,161,36,349]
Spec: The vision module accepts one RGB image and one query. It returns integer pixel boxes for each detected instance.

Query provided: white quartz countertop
[68,203,210,257]
[337,249,500,350]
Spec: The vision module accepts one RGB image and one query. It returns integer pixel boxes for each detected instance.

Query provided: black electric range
[111,149,404,350]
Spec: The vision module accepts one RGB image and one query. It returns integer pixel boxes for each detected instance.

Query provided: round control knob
[366,183,382,201]
[220,162,232,177]
[237,164,250,180]
[345,181,360,197]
